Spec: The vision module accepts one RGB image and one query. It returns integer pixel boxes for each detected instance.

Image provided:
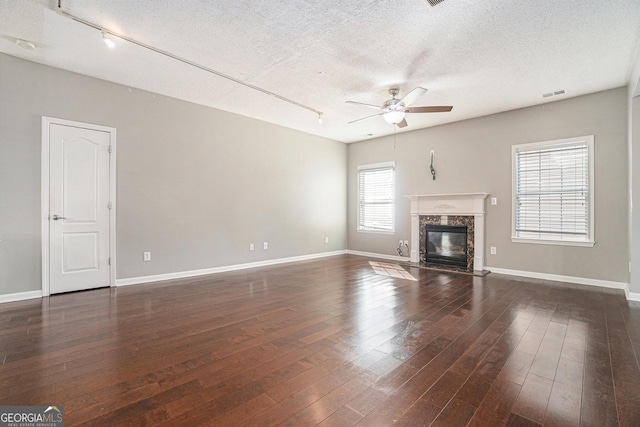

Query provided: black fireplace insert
[425,224,468,268]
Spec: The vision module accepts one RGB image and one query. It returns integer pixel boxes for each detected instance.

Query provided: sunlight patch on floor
[369,261,417,281]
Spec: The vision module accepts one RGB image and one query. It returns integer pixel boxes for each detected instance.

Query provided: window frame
[357,161,395,234]
[511,136,595,247]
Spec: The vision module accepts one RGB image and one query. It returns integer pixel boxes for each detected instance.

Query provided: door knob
[52,214,67,221]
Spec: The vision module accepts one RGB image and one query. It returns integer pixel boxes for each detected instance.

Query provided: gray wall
[0,51,631,295]
[631,95,640,293]
[348,88,629,283]
[0,53,347,295]
[626,44,640,295]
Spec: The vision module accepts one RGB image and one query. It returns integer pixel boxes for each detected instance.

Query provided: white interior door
[48,122,112,294]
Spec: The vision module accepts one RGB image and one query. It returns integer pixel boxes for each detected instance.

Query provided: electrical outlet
[430,149,435,157]
[490,247,496,255]
[143,251,151,261]
[263,242,268,250]
[491,197,497,205]
[249,243,254,251]
[404,240,409,247]
[325,236,329,243]
[399,240,403,247]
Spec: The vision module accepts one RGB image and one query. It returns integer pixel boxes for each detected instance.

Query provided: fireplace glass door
[425,225,468,268]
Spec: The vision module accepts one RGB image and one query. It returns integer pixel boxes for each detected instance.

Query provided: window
[512,136,594,246]
[358,162,395,232]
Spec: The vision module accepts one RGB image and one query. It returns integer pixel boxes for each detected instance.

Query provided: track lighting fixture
[102,31,115,48]
[15,38,36,50]
[56,1,323,123]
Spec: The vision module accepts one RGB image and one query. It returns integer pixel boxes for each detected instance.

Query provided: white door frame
[41,117,117,296]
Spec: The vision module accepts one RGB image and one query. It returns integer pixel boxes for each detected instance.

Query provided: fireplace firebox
[425,224,468,268]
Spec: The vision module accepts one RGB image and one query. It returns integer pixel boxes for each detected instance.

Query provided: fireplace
[420,215,474,271]
[407,193,488,273]
[425,224,468,268]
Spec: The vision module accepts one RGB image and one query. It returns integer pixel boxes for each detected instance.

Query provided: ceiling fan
[346,87,452,128]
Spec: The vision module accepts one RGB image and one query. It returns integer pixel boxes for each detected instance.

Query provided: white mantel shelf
[407,192,488,199]
[406,193,488,216]
[406,193,488,271]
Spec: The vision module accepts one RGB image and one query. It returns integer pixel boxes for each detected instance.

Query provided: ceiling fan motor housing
[383,98,404,111]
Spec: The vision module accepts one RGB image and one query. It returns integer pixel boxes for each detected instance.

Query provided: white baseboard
[115,250,347,287]
[0,290,42,304]
[346,250,408,262]
[487,266,630,297]
[628,291,640,302]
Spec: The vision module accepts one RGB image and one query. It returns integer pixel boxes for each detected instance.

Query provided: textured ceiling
[1,0,640,143]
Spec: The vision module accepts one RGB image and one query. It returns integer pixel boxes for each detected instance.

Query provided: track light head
[102,31,115,48]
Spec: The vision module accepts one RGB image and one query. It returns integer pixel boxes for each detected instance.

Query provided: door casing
[41,117,117,296]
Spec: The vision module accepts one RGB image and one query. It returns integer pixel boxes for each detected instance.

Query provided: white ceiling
[1,0,640,143]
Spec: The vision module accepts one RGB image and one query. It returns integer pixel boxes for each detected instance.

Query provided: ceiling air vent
[425,0,446,6]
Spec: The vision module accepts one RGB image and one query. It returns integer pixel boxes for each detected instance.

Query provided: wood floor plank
[513,373,553,424]
[0,254,637,426]
[467,378,522,426]
[316,405,363,427]
[581,346,618,426]
[605,298,640,426]
[506,412,542,427]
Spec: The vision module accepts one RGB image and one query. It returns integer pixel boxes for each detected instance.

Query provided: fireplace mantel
[407,193,488,216]
[406,193,488,271]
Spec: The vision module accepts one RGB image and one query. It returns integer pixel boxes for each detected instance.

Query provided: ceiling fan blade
[345,100,381,110]
[399,86,428,106]
[396,118,408,128]
[348,112,385,124]
[405,106,453,113]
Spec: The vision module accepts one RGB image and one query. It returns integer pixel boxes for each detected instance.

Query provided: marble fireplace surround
[407,193,488,272]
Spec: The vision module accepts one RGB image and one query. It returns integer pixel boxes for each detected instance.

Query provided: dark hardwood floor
[1,254,640,426]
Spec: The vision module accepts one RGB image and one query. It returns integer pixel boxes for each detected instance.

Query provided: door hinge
[108,145,112,154]
[107,201,112,210]
[108,257,111,266]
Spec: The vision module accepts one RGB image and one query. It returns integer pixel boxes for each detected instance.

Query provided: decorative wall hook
[430,150,436,180]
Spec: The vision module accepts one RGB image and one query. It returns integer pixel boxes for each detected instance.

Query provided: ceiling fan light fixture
[346,86,451,128]
[383,110,405,125]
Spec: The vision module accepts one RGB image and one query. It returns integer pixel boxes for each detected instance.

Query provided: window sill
[511,237,595,248]
[357,229,395,235]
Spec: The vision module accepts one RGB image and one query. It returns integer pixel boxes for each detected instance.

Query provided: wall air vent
[542,89,566,99]
[425,0,446,6]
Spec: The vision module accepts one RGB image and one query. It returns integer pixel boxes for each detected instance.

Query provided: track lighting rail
[55,1,323,119]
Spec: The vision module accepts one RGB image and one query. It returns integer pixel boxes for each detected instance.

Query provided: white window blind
[513,136,593,244]
[358,163,394,232]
